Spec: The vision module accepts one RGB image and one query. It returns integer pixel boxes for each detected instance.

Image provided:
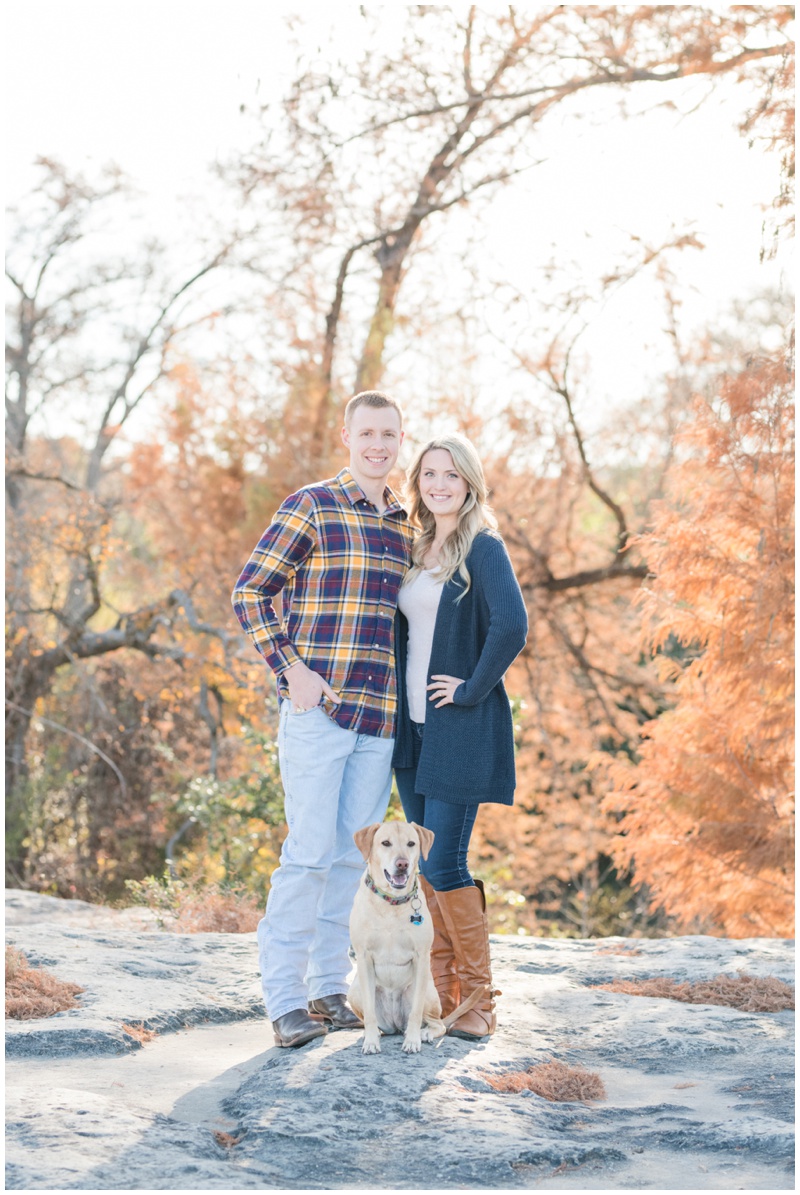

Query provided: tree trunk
[5,654,61,837]
[354,231,416,394]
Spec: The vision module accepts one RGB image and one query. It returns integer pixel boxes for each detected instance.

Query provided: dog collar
[363,873,425,925]
[364,872,416,904]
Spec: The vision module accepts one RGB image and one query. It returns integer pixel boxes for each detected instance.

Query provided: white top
[397,568,444,724]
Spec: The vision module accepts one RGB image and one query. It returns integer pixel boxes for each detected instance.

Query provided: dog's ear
[411,823,435,860]
[353,822,382,861]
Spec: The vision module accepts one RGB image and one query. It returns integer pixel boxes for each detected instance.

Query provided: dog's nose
[395,858,409,872]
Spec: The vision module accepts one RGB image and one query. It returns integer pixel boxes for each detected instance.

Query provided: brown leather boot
[419,875,460,1017]
[436,879,497,1039]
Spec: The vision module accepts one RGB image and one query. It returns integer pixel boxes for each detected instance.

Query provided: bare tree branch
[5,699,127,799]
[537,563,649,592]
[84,246,234,490]
[333,44,788,148]
[5,468,83,492]
[552,375,632,556]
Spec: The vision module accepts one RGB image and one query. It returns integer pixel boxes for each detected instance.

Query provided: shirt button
[368,675,373,681]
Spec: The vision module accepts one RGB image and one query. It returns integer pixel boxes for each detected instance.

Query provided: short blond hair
[344,390,404,427]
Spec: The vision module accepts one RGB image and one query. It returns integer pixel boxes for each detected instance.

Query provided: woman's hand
[427,674,464,708]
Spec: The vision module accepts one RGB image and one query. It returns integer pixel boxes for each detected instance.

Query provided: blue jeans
[258,701,394,1022]
[394,721,479,891]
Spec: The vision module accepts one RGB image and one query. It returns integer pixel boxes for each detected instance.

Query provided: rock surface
[5,890,794,1191]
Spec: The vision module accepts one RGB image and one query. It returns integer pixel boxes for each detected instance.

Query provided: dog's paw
[420,1025,438,1043]
[402,1036,422,1053]
[362,1036,381,1055]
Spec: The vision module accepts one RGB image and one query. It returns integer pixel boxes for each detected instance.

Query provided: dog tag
[410,913,424,925]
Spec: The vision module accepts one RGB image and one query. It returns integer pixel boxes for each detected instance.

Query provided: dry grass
[125,877,262,933]
[594,943,642,956]
[6,946,84,1019]
[213,1131,242,1149]
[594,972,794,1012]
[121,1021,158,1044]
[483,1060,606,1102]
[167,889,262,934]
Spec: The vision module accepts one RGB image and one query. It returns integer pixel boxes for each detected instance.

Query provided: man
[231,391,412,1048]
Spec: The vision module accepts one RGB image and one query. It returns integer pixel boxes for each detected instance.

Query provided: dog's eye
[407,841,416,848]
[381,840,391,847]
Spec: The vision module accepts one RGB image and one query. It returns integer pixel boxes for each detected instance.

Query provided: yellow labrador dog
[348,820,486,1054]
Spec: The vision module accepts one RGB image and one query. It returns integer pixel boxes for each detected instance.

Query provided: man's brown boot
[436,879,498,1040]
[419,875,460,1017]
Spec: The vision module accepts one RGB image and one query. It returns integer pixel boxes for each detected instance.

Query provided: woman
[393,433,527,1039]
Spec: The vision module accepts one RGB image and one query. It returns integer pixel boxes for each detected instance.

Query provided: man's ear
[341,423,350,450]
[353,823,382,861]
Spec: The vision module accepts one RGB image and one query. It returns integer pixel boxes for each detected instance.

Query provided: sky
[6,3,351,202]
[6,1,790,440]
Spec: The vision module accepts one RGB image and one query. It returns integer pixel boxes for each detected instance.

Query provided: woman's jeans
[394,721,479,891]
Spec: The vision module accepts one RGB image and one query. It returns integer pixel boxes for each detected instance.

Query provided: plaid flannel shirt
[232,468,413,738]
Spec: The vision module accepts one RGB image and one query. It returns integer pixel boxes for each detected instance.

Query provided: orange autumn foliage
[601,351,794,936]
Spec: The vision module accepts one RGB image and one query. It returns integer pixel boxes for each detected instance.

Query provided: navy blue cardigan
[392,530,528,805]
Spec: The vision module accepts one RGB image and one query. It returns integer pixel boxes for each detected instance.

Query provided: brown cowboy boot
[419,875,460,1017]
[436,878,498,1039]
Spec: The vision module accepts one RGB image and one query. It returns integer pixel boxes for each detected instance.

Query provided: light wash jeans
[258,700,394,1022]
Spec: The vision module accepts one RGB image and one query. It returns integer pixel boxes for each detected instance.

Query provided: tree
[5,159,235,850]
[5,363,279,896]
[230,5,792,468]
[600,344,794,936]
[6,10,793,911]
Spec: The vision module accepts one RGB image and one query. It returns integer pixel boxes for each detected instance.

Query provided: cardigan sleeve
[451,538,527,708]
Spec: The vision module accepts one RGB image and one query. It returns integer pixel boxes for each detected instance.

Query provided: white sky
[6,2,346,201]
[5,1,790,438]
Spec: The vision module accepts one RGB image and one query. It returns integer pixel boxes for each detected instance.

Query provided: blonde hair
[405,433,497,598]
